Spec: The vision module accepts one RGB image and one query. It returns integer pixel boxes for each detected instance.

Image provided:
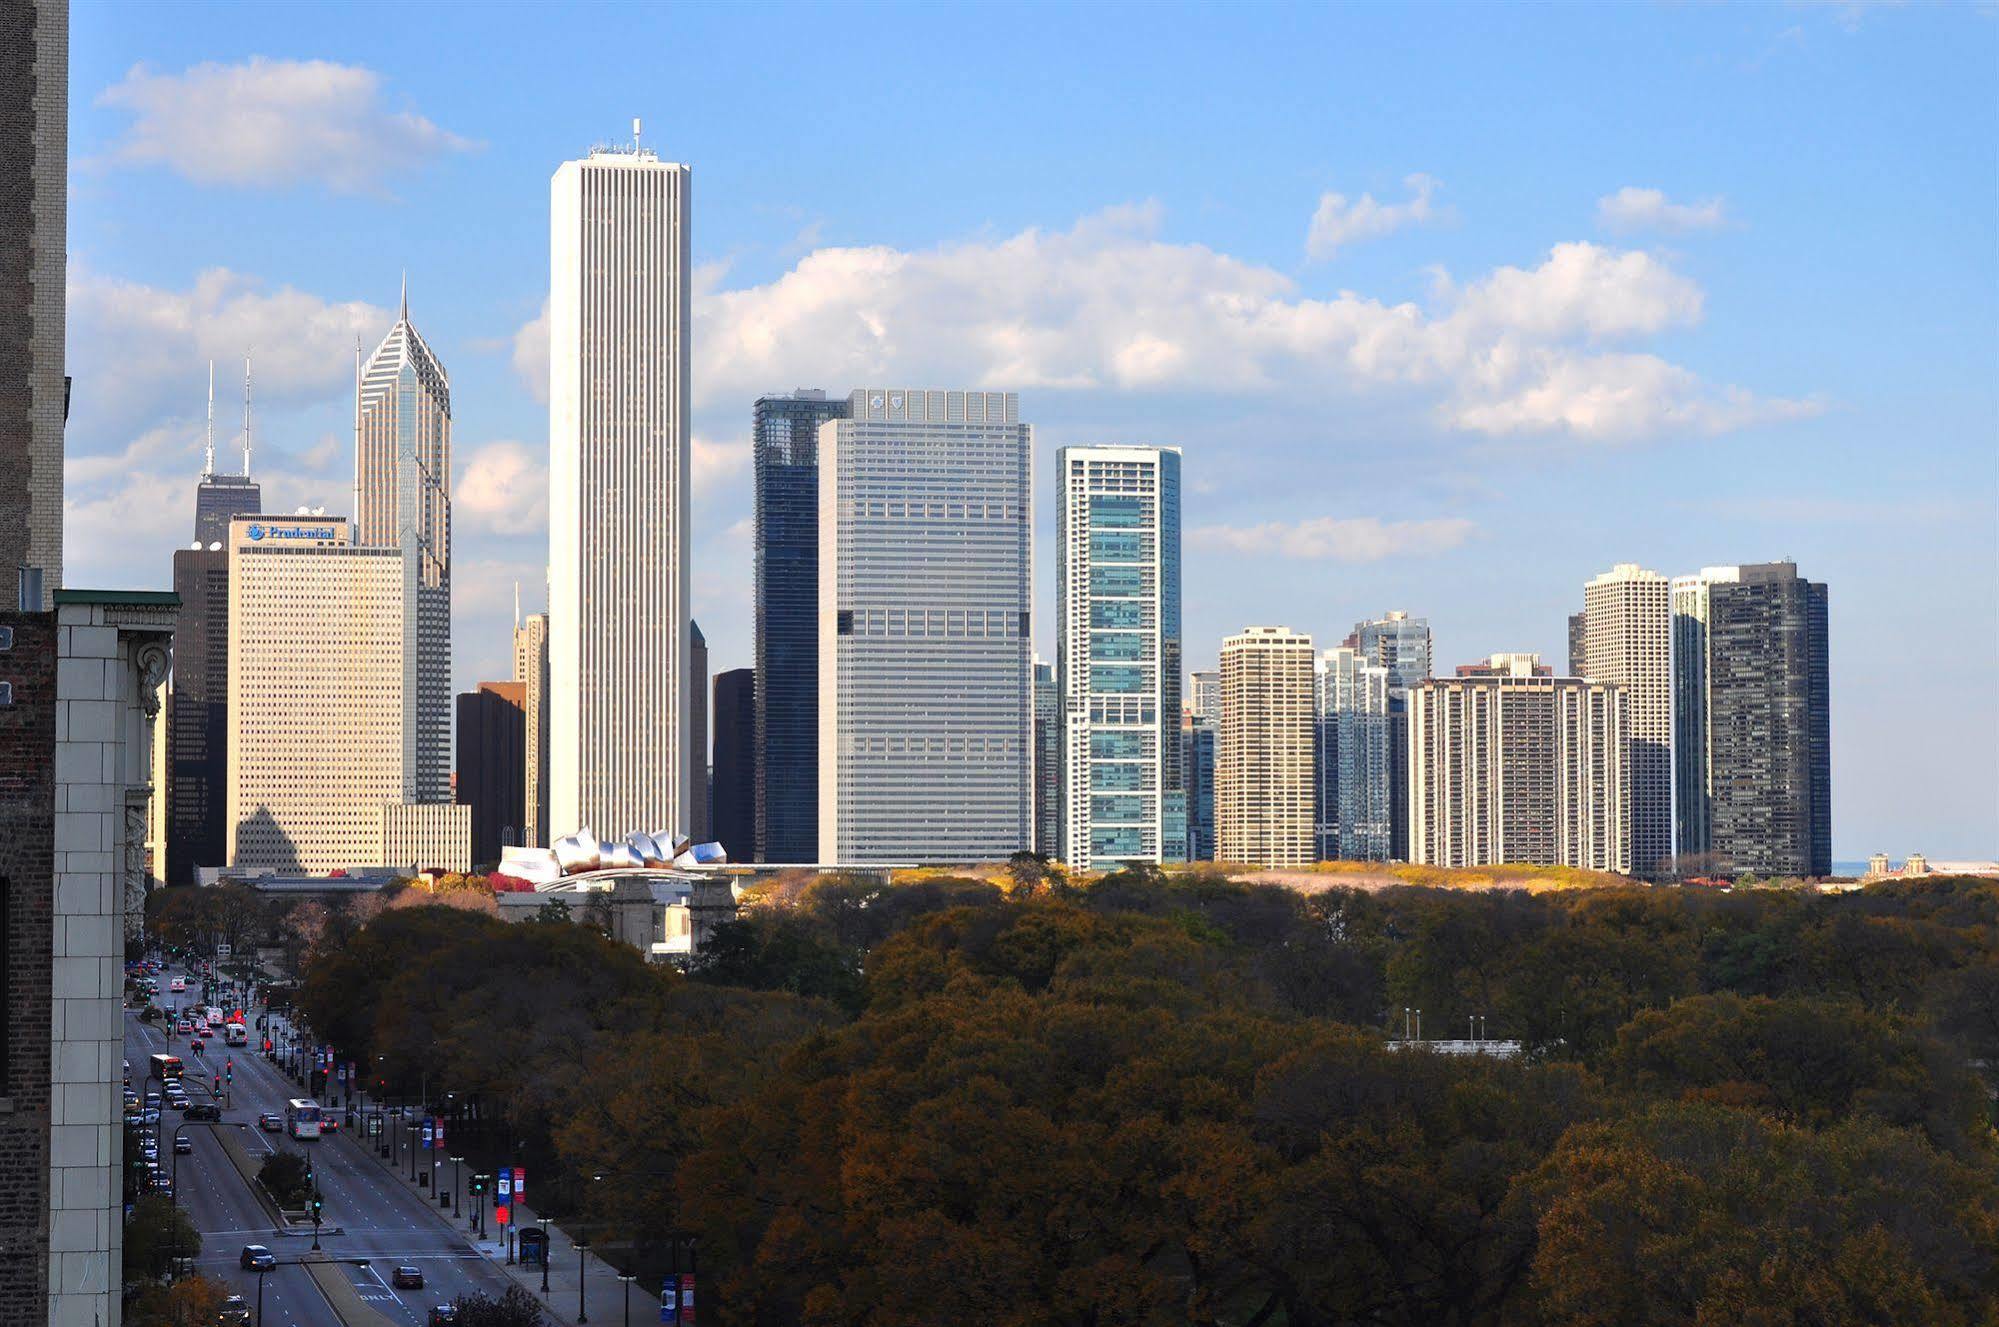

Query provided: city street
[126,965,525,1325]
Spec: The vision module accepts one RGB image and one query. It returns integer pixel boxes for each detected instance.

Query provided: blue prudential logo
[246,524,266,541]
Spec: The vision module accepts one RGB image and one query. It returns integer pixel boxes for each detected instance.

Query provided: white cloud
[66,263,389,441]
[456,441,548,536]
[694,207,1804,443]
[1191,516,1475,562]
[692,436,748,495]
[512,300,550,404]
[1596,187,1728,234]
[97,57,471,194]
[1306,174,1442,260]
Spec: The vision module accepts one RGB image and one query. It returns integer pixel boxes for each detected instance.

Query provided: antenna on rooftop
[242,354,254,477]
[202,360,215,477]
[633,116,642,150]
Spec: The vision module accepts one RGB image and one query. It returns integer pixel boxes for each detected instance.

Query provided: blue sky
[62,1,1996,858]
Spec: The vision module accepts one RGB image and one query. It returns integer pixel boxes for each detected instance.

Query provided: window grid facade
[1581,564,1671,876]
[549,146,693,841]
[753,391,851,861]
[1217,627,1315,867]
[1316,646,1392,861]
[1057,446,1183,869]
[819,389,1031,861]
[1407,673,1631,873]
[1347,612,1432,860]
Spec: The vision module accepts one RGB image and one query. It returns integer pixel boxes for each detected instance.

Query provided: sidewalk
[345,1118,649,1327]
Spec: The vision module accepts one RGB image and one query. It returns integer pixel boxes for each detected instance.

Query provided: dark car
[258,1111,282,1132]
[240,1245,276,1271]
[216,1297,252,1326]
[174,1135,192,1154]
[184,1103,221,1122]
[427,1308,458,1327]
[391,1266,424,1289]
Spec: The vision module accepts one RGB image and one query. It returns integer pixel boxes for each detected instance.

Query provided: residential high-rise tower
[1580,564,1671,875]
[1056,445,1184,869]
[819,389,1031,861]
[1408,655,1630,873]
[1347,611,1432,860]
[1672,562,1830,877]
[1032,658,1059,858]
[1315,645,1392,861]
[753,389,851,862]
[549,136,692,840]
[1217,626,1315,867]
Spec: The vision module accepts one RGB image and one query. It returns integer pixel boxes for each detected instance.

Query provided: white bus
[285,1099,322,1140]
[224,1022,248,1046]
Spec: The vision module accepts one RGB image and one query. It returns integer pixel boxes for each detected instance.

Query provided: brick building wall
[0,609,58,1323]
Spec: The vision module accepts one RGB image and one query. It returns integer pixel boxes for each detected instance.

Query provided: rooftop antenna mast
[202,360,215,477]
[633,116,642,152]
[241,353,254,477]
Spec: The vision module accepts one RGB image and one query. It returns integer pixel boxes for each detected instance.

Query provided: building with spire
[354,279,452,803]
[168,362,261,884]
[193,357,262,545]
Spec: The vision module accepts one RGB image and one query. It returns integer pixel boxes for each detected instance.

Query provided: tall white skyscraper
[548,137,692,841]
[1580,564,1670,875]
[1056,445,1183,869]
[354,286,452,802]
[819,389,1031,860]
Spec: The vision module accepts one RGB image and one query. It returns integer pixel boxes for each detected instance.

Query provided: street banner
[512,1166,524,1197]
[661,1287,676,1323]
[497,1171,512,1200]
[678,1275,695,1324]
[422,1121,434,1150]
[435,1117,446,1148]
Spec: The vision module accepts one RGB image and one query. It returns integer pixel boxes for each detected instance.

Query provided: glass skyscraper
[819,389,1032,861]
[1056,445,1183,869]
[1032,658,1060,857]
[753,390,850,861]
[1347,611,1433,860]
[1315,645,1391,861]
[1673,562,1830,877]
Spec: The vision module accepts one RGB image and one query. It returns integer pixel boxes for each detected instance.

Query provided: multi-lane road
[126,964,523,1325]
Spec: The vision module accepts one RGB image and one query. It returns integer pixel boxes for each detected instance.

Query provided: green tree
[123,1194,200,1282]
[257,1151,313,1208]
[1522,1102,1999,1326]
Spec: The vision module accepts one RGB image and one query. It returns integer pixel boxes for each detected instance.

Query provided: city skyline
[52,2,1999,857]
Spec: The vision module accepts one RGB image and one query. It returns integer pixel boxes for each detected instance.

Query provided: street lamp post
[575,1239,591,1324]
[540,1208,553,1294]
[618,1273,636,1327]
[449,1155,463,1218]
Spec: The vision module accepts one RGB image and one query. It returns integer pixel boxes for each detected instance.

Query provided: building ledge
[53,589,182,607]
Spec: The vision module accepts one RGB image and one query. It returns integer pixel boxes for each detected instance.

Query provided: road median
[303,1259,402,1327]
[215,1124,309,1230]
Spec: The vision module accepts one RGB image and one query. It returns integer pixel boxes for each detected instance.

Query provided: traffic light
[310,1194,323,1219]
[304,1158,314,1187]
[225,1060,233,1083]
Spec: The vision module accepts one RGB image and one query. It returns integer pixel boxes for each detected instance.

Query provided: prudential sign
[245,523,336,542]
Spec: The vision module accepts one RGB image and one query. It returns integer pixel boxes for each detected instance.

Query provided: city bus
[149,1053,183,1083]
[285,1099,323,1140]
